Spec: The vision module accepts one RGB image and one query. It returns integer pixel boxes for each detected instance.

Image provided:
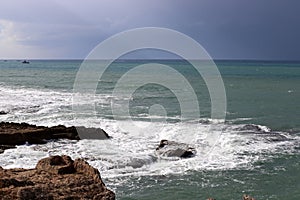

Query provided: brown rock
[0,155,115,200]
[243,194,256,200]
[36,155,75,175]
[0,122,111,152]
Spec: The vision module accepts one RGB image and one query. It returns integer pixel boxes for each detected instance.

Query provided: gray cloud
[0,0,299,60]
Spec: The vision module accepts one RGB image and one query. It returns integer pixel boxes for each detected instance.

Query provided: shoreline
[0,119,296,200]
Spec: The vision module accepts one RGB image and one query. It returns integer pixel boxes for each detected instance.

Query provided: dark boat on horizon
[22,60,30,64]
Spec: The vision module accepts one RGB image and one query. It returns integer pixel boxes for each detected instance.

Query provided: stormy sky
[0,0,299,60]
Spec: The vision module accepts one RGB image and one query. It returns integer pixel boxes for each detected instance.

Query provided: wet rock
[0,122,111,152]
[265,132,289,142]
[156,140,196,158]
[243,194,256,200]
[0,111,8,115]
[238,124,267,132]
[76,126,111,140]
[0,145,16,154]
[236,124,291,143]
[207,194,256,200]
[0,155,115,200]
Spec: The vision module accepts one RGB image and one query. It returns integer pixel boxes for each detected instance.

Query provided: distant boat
[22,60,30,64]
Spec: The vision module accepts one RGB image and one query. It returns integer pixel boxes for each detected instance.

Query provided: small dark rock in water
[243,194,256,200]
[0,155,115,199]
[208,194,256,200]
[0,111,8,115]
[156,139,196,158]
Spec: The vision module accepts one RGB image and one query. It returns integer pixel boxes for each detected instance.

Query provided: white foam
[0,120,297,173]
[0,84,299,188]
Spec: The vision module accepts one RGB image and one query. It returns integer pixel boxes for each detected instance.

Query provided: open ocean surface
[0,59,299,199]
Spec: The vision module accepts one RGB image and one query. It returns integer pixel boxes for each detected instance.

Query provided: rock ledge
[0,122,110,153]
[0,155,115,200]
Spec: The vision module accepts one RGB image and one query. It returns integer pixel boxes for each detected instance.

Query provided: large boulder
[155,140,196,158]
[0,155,115,200]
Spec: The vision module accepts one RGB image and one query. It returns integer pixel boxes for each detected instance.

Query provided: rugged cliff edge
[0,155,115,200]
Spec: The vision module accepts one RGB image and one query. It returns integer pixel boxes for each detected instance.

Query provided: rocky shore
[0,155,115,199]
[0,121,258,199]
[0,152,255,200]
[0,122,110,153]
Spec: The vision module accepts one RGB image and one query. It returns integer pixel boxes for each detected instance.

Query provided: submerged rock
[237,124,268,132]
[0,122,111,152]
[236,124,290,143]
[156,140,196,158]
[207,195,256,200]
[0,155,115,199]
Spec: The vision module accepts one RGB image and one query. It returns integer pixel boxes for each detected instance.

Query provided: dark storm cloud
[0,0,299,60]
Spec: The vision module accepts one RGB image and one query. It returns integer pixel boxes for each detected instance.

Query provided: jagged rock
[0,155,115,200]
[76,126,111,140]
[156,140,196,158]
[0,122,111,152]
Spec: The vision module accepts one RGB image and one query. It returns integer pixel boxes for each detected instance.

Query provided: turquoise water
[219,61,300,132]
[1,60,299,131]
[0,59,299,199]
[117,154,300,200]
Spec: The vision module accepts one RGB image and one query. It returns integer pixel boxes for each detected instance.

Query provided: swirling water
[0,59,299,199]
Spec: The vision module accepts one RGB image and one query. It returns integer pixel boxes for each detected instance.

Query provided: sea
[0,59,299,199]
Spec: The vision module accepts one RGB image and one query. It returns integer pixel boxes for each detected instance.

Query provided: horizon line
[2,58,300,62]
